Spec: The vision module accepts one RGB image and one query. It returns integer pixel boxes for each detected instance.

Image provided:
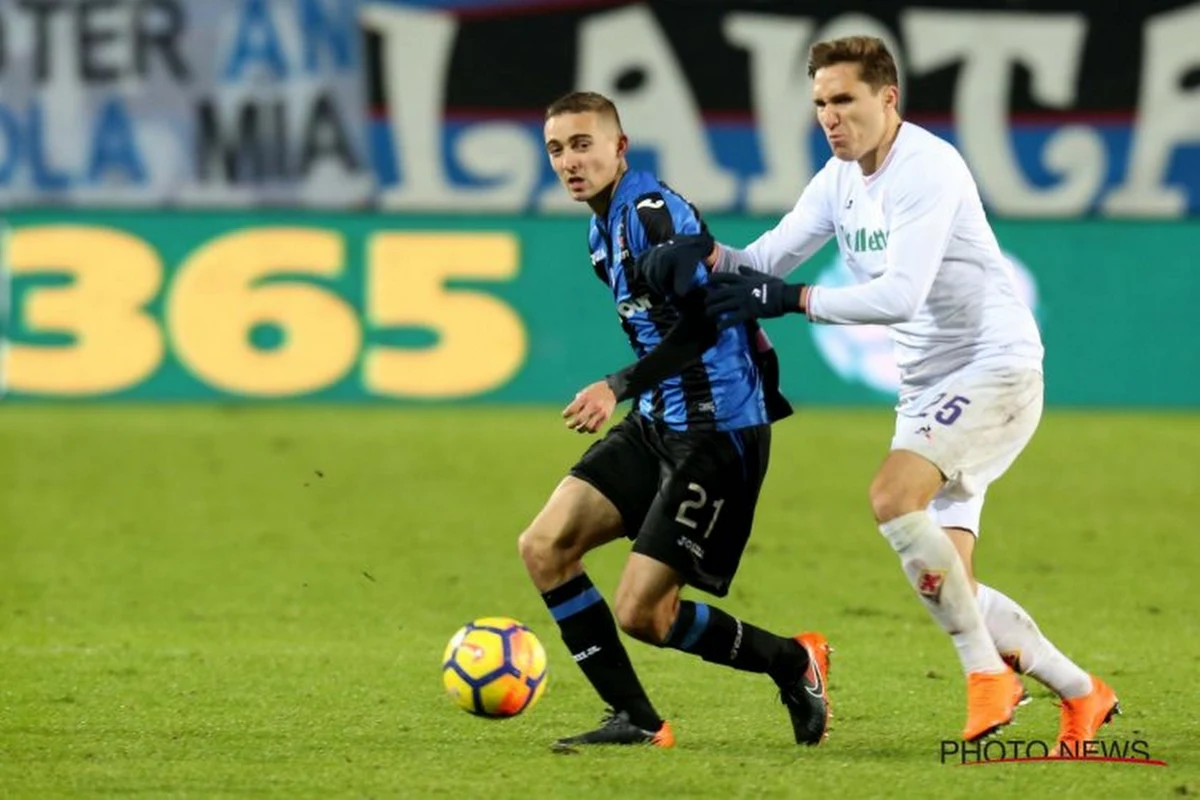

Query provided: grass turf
[2,406,1197,797]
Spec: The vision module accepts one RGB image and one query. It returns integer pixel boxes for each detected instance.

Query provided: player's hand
[704,266,805,329]
[636,231,716,297]
[562,380,617,434]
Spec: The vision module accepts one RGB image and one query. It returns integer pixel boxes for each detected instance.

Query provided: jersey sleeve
[626,190,702,248]
[626,189,707,292]
[714,162,836,278]
[807,155,963,325]
[607,190,713,400]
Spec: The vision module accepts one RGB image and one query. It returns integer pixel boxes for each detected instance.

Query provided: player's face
[544,111,628,202]
[812,63,897,163]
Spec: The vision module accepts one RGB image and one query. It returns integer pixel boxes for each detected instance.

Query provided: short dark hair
[807,36,899,91]
[545,91,624,132]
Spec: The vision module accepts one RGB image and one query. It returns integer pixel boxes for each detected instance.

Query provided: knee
[517,525,572,586]
[870,452,947,524]
[869,472,920,524]
[516,527,539,570]
[614,599,660,644]
[613,591,676,645]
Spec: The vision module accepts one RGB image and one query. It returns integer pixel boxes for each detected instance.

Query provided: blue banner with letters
[360,0,1200,218]
[0,0,371,208]
[3,0,1200,217]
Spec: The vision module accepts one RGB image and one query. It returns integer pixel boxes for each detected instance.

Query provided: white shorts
[891,366,1044,536]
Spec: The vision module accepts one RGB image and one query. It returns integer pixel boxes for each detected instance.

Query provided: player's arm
[564,192,715,433]
[710,165,837,278]
[633,192,714,299]
[605,302,715,402]
[640,168,836,289]
[706,158,961,328]
[609,191,715,399]
[806,165,959,325]
[565,317,711,434]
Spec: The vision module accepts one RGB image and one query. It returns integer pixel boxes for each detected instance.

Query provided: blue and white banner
[0,0,372,208]
[3,0,1199,216]
[362,0,1200,218]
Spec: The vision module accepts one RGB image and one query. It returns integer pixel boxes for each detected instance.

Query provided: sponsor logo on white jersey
[844,227,889,252]
[809,251,1040,395]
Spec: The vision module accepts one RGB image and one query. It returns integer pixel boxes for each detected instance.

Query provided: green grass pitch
[2,406,1197,798]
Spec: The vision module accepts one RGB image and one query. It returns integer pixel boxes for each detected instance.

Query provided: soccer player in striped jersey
[517,91,830,751]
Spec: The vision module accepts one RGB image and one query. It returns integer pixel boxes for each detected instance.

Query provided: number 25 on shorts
[924,393,972,426]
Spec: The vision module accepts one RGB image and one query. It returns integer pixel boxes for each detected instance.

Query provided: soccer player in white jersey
[645,35,1119,748]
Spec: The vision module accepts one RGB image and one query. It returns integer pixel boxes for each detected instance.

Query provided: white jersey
[716,122,1043,401]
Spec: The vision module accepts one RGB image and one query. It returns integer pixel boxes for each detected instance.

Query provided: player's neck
[858,116,903,177]
[588,163,629,218]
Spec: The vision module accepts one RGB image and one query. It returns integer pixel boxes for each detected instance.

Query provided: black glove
[704,266,805,329]
[636,231,715,298]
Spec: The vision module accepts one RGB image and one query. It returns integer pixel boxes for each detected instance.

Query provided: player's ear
[884,84,899,111]
[616,133,629,160]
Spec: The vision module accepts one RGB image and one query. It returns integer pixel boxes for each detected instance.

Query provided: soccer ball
[441,617,548,717]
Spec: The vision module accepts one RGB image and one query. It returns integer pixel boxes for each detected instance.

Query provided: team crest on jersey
[916,567,947,603]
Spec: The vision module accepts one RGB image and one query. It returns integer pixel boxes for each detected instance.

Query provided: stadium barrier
[2,212,1196,407]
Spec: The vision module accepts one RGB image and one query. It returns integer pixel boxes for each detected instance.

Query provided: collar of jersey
[597,169,655,232]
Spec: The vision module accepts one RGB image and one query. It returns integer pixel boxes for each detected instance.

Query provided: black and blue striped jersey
[587,170,782,432]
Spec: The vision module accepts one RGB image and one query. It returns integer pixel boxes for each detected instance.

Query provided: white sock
[880,511,1005,675]
[976,584,1093,699]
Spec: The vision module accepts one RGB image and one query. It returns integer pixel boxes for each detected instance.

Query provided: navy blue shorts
[569,412,771,597]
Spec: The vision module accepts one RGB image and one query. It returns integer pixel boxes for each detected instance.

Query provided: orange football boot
[1056,676,1120,757]
[779,632,832,745]
[962,669,1021,742]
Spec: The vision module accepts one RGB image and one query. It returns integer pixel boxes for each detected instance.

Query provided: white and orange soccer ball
[441,617,548,717]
